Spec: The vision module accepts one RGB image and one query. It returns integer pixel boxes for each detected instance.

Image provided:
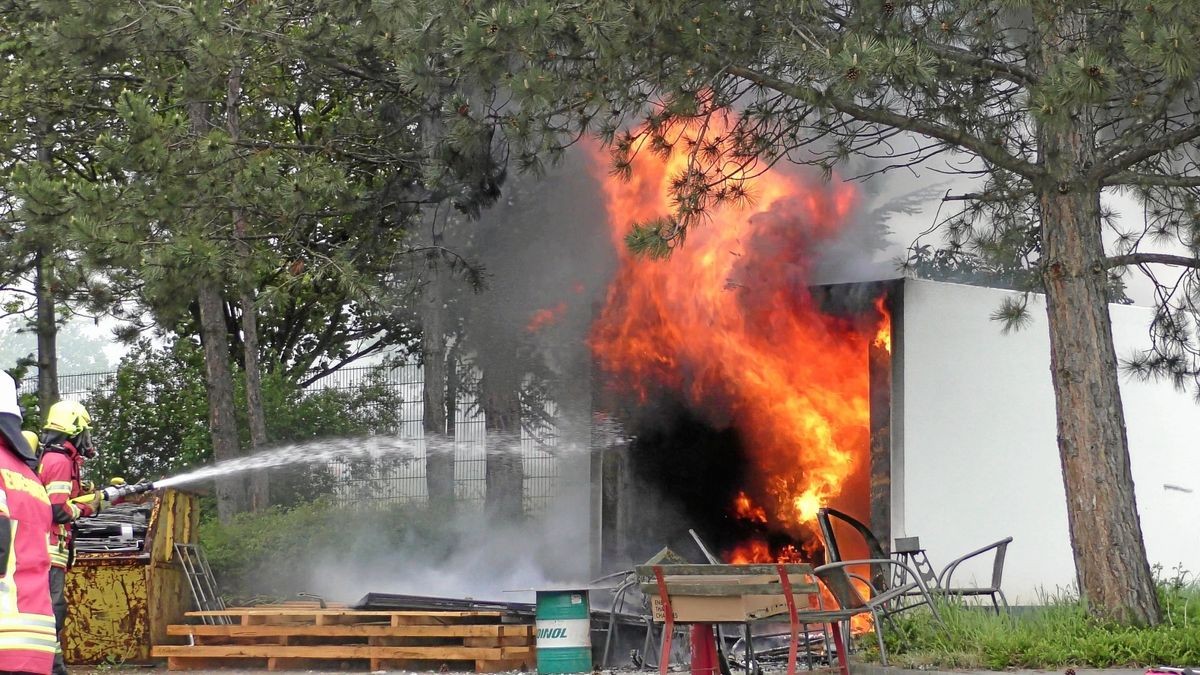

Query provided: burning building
[564,125,1200,604]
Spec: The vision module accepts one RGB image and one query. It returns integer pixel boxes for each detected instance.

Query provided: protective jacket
[0,375,58,673]
[36,442,94,569]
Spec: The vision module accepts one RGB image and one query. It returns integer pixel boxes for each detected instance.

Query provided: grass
[862,573,1200,669]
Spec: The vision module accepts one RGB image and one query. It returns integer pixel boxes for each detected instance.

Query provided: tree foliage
[1,0,509,519]
[418,0,1200,390]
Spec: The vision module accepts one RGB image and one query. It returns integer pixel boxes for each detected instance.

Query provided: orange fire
[734,491,768,524]
[526,301,568,333]
[589,118,875,530]
[728,540,772,565]
[873,296,892,353]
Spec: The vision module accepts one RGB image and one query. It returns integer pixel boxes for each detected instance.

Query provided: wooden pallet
[184,608,509,626]
[155,608,536,672]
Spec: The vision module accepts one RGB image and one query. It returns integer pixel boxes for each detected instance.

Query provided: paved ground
[852,667,1148,675]
[68,662,1152,667]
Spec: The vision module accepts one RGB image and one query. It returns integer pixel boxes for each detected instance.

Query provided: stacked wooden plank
[152,603,536,672]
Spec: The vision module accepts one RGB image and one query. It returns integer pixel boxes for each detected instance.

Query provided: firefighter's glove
[68,491,103,518]
[81,480,96,493]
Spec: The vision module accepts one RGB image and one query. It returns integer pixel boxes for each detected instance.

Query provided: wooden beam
[185,609,504,617]
[637,582,820,596]
[634,564,813,576]
[166,624,533,638]
[152,645,536,660]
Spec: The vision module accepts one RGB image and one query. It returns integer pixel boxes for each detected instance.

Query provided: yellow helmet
[21,431,39,455]
[43,400,91,437]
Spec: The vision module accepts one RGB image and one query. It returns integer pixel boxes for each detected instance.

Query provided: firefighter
[37,400,103,675]
[21,432,39,457]
[0,373,58,674]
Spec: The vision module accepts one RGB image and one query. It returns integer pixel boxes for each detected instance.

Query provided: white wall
[896,278,1200,603]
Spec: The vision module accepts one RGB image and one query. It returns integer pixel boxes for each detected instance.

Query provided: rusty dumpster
[62,488,199,664]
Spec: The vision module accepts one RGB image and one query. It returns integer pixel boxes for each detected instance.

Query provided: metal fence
[20,364,562,513]
[19,371,117,402]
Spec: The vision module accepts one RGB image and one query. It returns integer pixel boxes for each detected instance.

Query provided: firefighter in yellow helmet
[22,430,39,456]
[37,400,103,675]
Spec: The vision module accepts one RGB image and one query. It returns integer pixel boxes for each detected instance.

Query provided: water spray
[95,430,611,499]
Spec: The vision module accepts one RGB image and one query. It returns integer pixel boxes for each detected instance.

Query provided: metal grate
[174,543,233,625]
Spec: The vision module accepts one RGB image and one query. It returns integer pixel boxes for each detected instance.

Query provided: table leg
[830,622,850,675]
[690,624,718,675]
[654,567,674,675]
[743,624,753,675]
[776,564,799,675]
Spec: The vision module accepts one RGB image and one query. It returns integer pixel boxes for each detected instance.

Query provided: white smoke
[299,455,595,604]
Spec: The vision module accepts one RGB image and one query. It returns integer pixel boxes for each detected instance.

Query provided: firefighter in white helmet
[0,373,58,673]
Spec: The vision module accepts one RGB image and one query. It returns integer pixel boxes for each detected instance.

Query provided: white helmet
[0,372,17,419]
[0,373,37,467]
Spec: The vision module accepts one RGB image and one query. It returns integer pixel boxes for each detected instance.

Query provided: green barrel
[535,590,592,674]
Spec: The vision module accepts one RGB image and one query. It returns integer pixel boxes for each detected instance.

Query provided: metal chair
[816,508,939,618]
[808,558,941,667]
[938,536,1014,614]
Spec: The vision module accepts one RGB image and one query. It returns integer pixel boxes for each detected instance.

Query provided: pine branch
[298,338,388,387]
[1104,253,1200,271]
[943,190,1032,202]
[923,44,1034,87]
[724,65,1042,180]
[811,6,1033,86]
[1093,123,1200,179]
[1103,172,1200,188]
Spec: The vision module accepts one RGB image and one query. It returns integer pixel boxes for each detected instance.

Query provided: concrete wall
[895,278,1200,603]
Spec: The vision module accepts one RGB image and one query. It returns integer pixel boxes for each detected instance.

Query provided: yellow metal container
[62,489,199,664]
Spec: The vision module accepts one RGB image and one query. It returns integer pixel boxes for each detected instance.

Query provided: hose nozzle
[101,480,156,502]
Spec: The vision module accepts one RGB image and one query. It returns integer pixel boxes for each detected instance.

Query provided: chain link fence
[20,364,561,513]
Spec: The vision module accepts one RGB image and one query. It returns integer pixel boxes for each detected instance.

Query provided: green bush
[871,575,1200,669]
[199,499,452,600]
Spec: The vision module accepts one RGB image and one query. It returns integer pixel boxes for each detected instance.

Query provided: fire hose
[70,480,160,553]
[70,479,159,508]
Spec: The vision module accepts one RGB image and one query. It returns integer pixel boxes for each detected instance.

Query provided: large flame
[589,119,879,535]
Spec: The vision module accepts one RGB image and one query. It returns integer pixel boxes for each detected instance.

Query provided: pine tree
[410,0,1200,624]
[0,1,128,413]
[5,0,518,518]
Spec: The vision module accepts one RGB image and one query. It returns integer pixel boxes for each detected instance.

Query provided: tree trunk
[481,365,524,522]
[1035,8,1162,625]
[33,250,58,416]
[1040,156,1162,626]
[240,291,270,510]
[423,289,455,512]
[198,279,247,523]
[33,124,58,417]
[226,56,270,511]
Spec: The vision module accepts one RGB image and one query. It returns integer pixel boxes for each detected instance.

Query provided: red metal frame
[655,564,850,675]
[830,625,850,675]
[776,564,799,675]
[653,566,673,675]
